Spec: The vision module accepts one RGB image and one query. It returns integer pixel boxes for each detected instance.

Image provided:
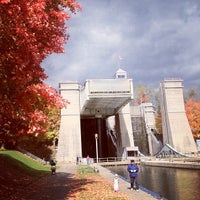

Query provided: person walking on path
[86,155,90,165]
[50,159,56,175]
[127,160,139,191]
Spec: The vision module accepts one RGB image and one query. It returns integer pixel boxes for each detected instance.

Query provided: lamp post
[95,133,98,163]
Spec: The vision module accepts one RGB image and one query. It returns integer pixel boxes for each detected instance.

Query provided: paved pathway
[20,163,158,200]
[95,164,157,200]
[22,164,78,200]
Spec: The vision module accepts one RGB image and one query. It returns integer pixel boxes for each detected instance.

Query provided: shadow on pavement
[20,171,93,200]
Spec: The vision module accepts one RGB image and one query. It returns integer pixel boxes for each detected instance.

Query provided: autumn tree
[0,0,81,147]
[134,84,151,105]
[185,99,200,139]
[16,94,64,159]
[155,111,162,134]
[46,107,61,141]
[184,87,199,102]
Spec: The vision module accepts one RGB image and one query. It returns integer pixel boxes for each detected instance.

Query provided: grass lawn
[0,150,50,172]
[0,150,50,199]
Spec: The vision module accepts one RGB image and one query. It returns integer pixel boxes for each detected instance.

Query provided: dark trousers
[130,177,139,189]
[51,166,56,175]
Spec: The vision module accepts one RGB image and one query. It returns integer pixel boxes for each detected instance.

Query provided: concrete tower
[160,79,197,154]
[56,82,82,163]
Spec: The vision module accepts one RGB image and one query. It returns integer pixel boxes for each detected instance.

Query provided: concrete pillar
[56,82,82,163]
[115,103,134,157]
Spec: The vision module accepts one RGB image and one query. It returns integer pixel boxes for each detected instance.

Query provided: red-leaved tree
[185,99,200,139]
[0,0,81,147]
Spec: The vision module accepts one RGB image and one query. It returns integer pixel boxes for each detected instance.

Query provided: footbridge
[56,70,136,163]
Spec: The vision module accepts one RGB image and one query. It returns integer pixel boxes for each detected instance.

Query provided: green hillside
[0,150,50,199]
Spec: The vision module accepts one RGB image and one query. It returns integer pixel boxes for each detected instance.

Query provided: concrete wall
[56,82,82,163]
[142,160,200,170]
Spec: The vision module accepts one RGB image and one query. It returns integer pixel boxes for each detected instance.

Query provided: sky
[42,0,200,91]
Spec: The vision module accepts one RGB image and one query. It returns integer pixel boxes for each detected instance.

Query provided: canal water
[106,165,200,200]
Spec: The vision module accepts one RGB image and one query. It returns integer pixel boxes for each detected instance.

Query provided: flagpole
[118,55,123,68]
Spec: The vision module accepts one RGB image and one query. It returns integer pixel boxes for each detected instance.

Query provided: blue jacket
[127,163,139,178]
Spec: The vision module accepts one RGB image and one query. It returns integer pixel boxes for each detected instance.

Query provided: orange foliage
[135,92,150,105]
[185,99,200,139]
[155,111,162,134]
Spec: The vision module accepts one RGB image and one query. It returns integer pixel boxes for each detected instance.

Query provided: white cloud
[42,0,200,91]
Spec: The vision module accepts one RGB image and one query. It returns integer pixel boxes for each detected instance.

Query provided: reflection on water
[107,165,200,200]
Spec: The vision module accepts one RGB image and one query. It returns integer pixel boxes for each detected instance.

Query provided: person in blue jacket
[127,160,139,190]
